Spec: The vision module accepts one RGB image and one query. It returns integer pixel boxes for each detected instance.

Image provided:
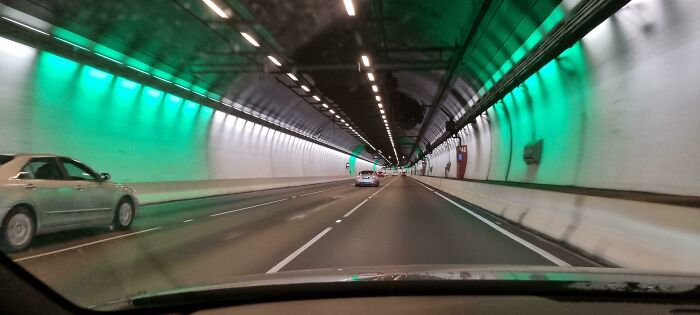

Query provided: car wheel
[113,198,135,231]
[1,206,35,252]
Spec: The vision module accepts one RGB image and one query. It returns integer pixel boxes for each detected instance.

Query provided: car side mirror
[100,173,111,181]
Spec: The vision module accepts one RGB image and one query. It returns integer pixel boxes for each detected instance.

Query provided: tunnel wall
[424,0,700,197]
[416,0,700,272]
[0,38,375,203]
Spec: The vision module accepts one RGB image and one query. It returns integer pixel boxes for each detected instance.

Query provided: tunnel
[1,0,700,310]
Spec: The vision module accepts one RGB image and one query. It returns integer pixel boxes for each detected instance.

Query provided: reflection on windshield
[1,0,699,309]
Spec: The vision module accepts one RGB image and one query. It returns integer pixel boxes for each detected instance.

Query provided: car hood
[98,265,700,310]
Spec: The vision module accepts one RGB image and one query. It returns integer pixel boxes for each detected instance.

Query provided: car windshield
[1,0,700,310]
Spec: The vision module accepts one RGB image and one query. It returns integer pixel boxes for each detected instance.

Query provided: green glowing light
[145,88,163,97]
[168,95,182,103]
[120,79,138,89]
[88,68,110,79]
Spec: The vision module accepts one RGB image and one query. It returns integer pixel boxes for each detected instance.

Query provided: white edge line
[14,227,162,262]
[210,198,287,217]
[343,199,368,218]
[430,190,571,267]
[266,227,333,273]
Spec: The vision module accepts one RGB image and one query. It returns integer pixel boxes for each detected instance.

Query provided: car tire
[1,206,35,253]
[113,197,135,231]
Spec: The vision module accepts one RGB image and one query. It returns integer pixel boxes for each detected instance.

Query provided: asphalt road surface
[8,176,598,306]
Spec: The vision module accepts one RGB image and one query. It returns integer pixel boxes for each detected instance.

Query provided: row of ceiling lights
[203,0,387,164]
[360,55,398,164]
[344,0,398,165]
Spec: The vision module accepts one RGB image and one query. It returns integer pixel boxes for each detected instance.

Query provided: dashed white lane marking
[411,178,570,266]
[183,219,194,223]
[210,198,288,217]
[343,199,368,218]
[13,227,163,262]
[335,220,342,223]
[368,177,398,198]
[299,185,345,197]
[266,227,333,273]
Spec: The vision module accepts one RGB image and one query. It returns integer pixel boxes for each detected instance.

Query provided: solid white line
[343,199,368,217]
[412,178,434,192]
[210,198,287,217]
[14,227,162,262]
[266,227,333,273]
[183,219,194,223]
[431,190,571,267]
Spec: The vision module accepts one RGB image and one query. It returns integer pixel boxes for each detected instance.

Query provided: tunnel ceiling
[1,0,563,165]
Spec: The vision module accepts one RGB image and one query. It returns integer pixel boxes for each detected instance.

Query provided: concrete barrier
[128,175,353,205]
[412,175,700,273]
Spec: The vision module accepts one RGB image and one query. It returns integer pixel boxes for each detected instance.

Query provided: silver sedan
[0,154,138,252]
[355,170,380,187]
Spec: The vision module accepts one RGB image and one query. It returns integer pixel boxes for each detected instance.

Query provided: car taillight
[372,175,376,178]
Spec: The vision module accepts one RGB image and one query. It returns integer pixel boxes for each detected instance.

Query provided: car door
[17,157,79,229]
[58,158,114,225]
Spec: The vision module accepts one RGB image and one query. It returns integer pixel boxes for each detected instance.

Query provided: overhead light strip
[1,16,49,35]
[202,0,229,18]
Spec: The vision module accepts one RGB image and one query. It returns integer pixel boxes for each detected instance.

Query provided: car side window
[20,158,63,180]
[61,159,98,181]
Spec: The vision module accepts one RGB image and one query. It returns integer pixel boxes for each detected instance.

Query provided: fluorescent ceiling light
[202,0,229,18]
[375,95,381,101]
[383,119,387,123]
[361,55,370,67]
[286,73,298,81]
[367,73,375,81]
[55,37,87,50]
[1,17,49,35]
[240,32,260,47]
[340,119,346,122]
[345,123,349,126]
[94,52,123,64]
[343,0,356,16]
[127,65,149,75]
[381,115,386,119]
[174,84,190,91]
[301,85,310,92]
[380,109,385,114]
[329,109,335,114]
[313,95,321,101]
[378,103,383,108]
[372,85,378,92]
[335,115,341,118]
[322,103,329,108]
[267,55,282,66]
[153,76,171,83]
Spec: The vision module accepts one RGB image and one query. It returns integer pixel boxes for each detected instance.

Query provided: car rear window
[359,171,374,175]
[0,155,14,166]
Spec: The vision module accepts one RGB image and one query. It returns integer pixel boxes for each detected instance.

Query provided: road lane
[281,177,595,270]
[5,176,597,307]
[9,180,353,259]
[11,179,380,306]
